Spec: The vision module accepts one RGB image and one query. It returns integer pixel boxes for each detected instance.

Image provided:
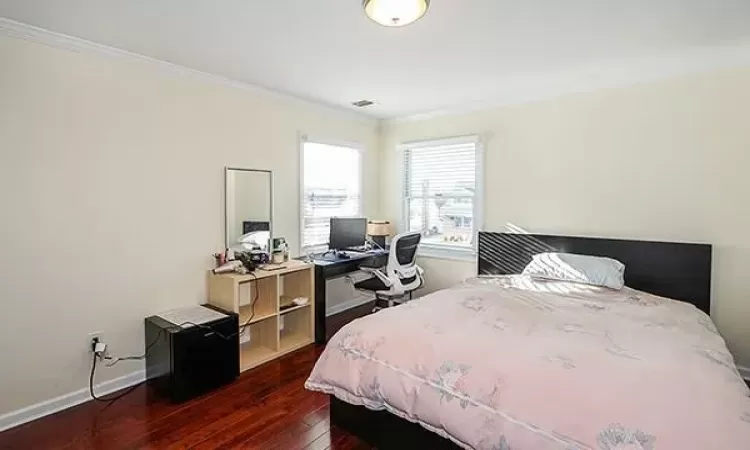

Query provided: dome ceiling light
[363,0,430,27]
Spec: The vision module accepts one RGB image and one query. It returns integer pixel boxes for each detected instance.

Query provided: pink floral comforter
[305,276,750,449]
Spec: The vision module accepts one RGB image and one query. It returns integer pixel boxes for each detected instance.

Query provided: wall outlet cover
[88,331,103,351]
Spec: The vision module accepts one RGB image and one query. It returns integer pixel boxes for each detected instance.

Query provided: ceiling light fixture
[363,0,430,27]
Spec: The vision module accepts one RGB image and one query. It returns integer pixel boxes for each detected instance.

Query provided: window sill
[417,246,476,262]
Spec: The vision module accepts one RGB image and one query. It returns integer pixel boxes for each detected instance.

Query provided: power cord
[89,353,145,403]
[90,272,260,403]
[103,328,167,367]
[235,271,259,338]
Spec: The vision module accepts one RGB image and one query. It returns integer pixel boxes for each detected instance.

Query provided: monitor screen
[329,218,367,250]
[242,221,270,234]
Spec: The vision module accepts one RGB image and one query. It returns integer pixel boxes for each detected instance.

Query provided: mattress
[305,275,750,449]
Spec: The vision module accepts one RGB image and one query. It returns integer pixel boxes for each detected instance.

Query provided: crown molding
[0,17,377,125]
[2,17,749,127]
[386,39,750,124]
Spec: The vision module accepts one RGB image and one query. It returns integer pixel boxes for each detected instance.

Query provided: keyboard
[314,251,363,262]
[315,253,343,262]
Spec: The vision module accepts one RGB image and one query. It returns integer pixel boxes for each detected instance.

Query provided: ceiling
[1,0,749,119]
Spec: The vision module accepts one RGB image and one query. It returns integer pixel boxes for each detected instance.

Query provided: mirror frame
[224,167,274,250]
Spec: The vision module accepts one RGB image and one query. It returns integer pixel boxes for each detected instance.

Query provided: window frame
[399,135,484,261]
[299,135,365,254]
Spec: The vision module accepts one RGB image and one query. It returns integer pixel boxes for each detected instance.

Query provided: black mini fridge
[145,306,239,402]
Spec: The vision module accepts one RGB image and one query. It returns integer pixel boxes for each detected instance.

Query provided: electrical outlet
[88,331,103,352]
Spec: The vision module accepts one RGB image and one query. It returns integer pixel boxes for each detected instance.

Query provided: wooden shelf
[239,308,276,325]
[239,317,279,371]
[280,270,313,302]
[279,294,311,315]
[207,261,315,373]
[240,344,277,372]
[238,276,277,314]
[279,305,313,354]
[279,303,311,315]
[280,332,313,353]
[279,295,296,308]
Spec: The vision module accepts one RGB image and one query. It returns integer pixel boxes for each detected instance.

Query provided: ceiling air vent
[351,100,375,108]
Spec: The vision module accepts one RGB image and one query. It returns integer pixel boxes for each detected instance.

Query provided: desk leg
[314,267,327,344]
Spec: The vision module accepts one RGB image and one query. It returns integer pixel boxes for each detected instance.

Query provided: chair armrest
[359,267,393,287]
[415,264,425,289]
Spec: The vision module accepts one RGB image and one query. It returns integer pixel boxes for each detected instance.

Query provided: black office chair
[354,231,424,309]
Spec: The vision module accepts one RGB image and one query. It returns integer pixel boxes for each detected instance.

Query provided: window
[301,139,362,252]
[402,136,482,257]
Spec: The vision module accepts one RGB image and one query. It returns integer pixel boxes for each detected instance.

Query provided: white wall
[3,25,750,424]
[381,67,750,367]
[226,170,272,246]
[0,34,379,417]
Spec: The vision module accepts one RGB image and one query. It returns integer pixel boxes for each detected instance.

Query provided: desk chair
[354,231,424,309]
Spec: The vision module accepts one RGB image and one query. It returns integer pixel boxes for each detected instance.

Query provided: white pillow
[521,252,625,290]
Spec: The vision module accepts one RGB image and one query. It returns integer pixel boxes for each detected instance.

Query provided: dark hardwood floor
[0,345,371,450]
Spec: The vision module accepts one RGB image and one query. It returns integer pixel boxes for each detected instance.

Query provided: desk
[310,249,389,343]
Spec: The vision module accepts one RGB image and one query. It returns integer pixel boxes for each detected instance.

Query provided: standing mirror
[225,168,273,252]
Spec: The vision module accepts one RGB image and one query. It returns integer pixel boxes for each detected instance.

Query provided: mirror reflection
[225,168,272,252]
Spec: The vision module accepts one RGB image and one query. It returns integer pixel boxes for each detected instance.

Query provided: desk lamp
[367,220,391,249]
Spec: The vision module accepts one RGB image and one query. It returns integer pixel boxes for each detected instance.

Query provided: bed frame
[329,231,713,449]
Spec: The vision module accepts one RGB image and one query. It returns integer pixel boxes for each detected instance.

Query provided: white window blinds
[403,136,481,254]
[302,141,362,252]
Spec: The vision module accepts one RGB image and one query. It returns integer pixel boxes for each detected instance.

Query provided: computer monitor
[329,217,367,251]
[242,221,270,234]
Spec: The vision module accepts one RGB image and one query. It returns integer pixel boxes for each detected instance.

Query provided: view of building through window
[404,138,478,251]
[302,141,361,251]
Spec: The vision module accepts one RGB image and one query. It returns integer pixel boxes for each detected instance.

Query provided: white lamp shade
[367,221,391,237]
[363,0,430,27]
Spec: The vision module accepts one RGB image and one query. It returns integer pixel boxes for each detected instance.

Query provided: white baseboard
[738,365,750,382]
[0,369,145,433]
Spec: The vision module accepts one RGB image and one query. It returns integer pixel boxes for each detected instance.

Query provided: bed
[305,232,750,449]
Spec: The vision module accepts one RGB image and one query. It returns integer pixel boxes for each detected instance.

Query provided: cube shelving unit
[207,260,315,372]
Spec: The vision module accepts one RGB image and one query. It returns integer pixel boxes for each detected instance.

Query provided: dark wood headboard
[477,232,712,315]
